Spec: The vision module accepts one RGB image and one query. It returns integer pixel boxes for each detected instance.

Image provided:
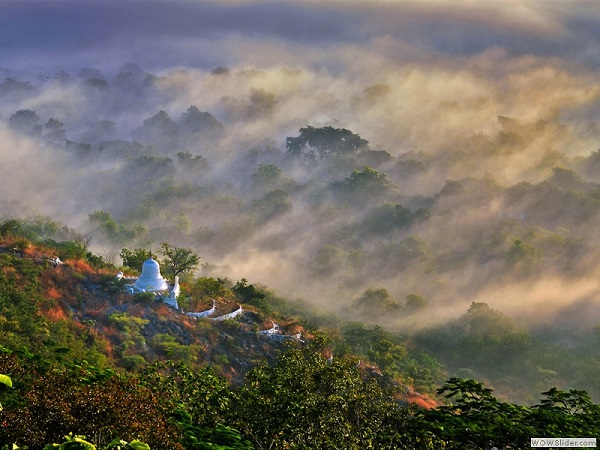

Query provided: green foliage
[108,313,149,357]
[286,126,369,160]
[313,244,364,278]
[160,242,201,279]
[177,150,209,171]
[178,105,224,139]
[420,378,600,449]
[103,438,150,450]
[88,212,146,246]
[189,277,230,299]
[416,302,541,396]
[41,434,152,450]
[339,322,443,392]
[422,377,533,449]
[43,433,96,449]
[178,423,253,450]
[232,279,266,309]
[352,287,400,318]
[0,219,34,240]
[360,203,414,235]
[373,235,436,275]
[0,254,65,358]
[141,362,233,431]
[119,248,152,272]
[0,374,12,388]
[0,357,182,449]
[405,294,427,312]
[235,344,410,449]
[149,334,199,365]
[251,164,282,189]
[331,166,399,208]
[340,165,397,195]
[505,239,541,273]
[0,373,11,411]
[43,240,89,261]
[532,387,600,437]
[251,189,291,222]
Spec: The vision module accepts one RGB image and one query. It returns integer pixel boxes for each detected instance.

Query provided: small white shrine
[133,258,169,292]
[122,258,180,309]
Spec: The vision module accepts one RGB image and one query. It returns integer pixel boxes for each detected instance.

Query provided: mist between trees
[1,59,600,403]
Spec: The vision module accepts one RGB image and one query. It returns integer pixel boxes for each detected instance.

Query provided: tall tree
[160,243,201,279]
[286,126,369,160]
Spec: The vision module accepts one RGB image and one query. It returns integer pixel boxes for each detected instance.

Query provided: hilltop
[0,235,302,382]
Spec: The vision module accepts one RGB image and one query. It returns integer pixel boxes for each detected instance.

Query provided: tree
[248,88,277,117]
[120,248,153,271]
[160,243,201,279]
[251,164,282,189]
[8,109,41,134]
[353,287,400,317]
[0,77,35,100]
[140,362,250,449]
[422,377,533,449]
[251,189,292,222]
[178,105,224,138]
[43,118,66,143]
[88,211,147,246]
[133,110,178,150]
[232,278,267,309]
[0,358,182,449]
[360,203,414,235]
[235,344,412,449]
[176,151,208,171]
[405,294,427,312]
[286,126,369,160]
[0,218,32,240]
[531,387,600,437]
[337,166,398,196]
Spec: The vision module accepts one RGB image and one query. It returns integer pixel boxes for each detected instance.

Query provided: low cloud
[2,0,600,336]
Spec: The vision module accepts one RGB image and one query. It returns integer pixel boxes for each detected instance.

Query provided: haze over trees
[1,61,600,405]
[3,0,600,446]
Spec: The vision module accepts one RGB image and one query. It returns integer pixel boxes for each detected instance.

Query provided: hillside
[0,236,298,380]
[5,2,600,447]
[2,63,600,408]
[0,224,443,394]
[1,229,599,449]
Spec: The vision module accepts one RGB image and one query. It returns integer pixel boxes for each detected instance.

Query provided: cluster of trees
[120,243,201,280]
[0,216,599,447]
[2,215,600,406]
[415,302,600,403]
[1,344,599,449]
[3,69,600,406]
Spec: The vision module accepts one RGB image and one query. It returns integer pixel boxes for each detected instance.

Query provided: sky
[1,0,600,76]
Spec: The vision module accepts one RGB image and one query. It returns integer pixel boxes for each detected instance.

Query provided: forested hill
[3,66,600,409]
[0,220,441,394]
[1,220,600,449]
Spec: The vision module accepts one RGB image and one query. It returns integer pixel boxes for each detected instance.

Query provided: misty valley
[1,60,600,448]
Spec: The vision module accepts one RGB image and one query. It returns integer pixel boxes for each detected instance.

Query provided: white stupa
[132,258,169,292]
[120,257,181,309]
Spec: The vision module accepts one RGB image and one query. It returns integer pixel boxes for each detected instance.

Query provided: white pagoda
[133,258,169,292]
[123,258,180,309]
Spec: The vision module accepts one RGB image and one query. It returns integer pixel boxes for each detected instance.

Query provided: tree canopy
[286,126,369,160]
[160,242,201,279]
